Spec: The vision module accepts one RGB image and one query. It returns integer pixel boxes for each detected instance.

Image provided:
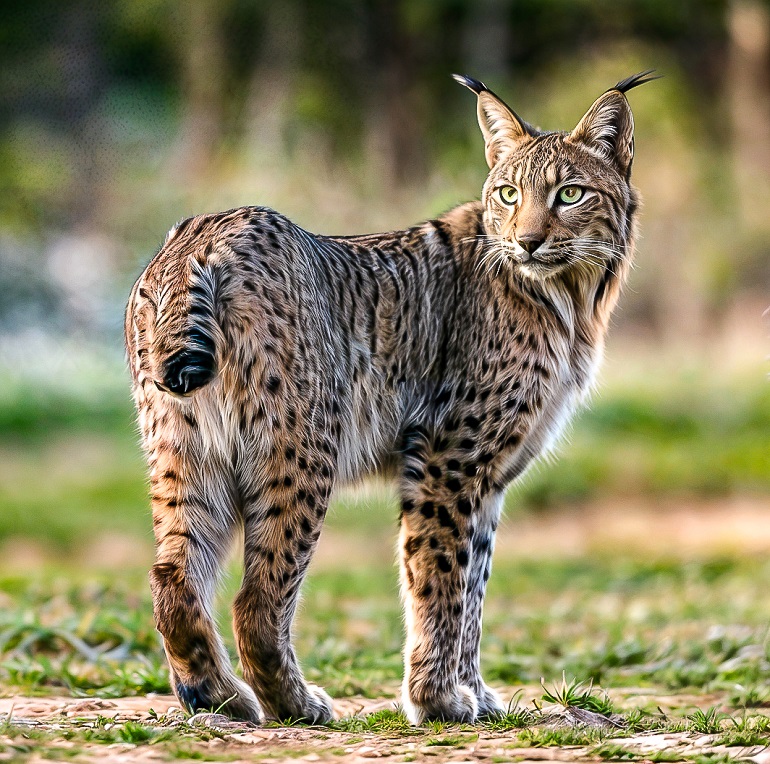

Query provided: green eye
[558,185,584,204]
[498,185,518,205]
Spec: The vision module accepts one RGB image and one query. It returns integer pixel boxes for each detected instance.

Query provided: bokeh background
[1,0,768,572]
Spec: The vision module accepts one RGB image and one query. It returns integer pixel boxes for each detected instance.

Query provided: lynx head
[454,72,657,284]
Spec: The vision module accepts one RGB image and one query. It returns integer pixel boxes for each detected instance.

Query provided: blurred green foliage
[0,1,767,558]
[0,368,767,553]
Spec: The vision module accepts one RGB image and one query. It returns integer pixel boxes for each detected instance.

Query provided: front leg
[458,492,505,718]
[399,468,480,724]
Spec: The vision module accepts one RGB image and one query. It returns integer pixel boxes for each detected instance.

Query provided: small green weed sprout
[540,674,614,716]
[687,706,727,734]
[482,690,536,731]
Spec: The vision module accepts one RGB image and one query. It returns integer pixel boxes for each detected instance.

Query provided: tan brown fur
[125,72,653,725]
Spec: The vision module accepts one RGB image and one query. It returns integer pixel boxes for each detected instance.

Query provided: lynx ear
[568,70,659,174]
[453,74,535,168]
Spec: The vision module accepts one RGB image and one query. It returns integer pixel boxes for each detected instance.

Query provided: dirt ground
[3,687,770,764]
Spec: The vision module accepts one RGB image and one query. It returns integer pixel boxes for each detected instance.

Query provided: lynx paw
[474,683,506,719]
[175,676,262,723]
[258,682,334,725]
[403,683,479,725]
[299,684,335,725]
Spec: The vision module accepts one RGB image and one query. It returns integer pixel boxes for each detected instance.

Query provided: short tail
[154,325,217,396]
[127,254,223,397]
[156,258,222,396]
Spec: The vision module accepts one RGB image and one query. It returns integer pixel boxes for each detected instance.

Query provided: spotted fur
[125,72,652,725]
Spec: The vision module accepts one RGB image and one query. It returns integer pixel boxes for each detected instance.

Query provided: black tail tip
[156,348,216,396]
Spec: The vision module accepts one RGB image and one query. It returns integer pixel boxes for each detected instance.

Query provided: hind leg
[458,493,505,718]
[233,452,335,723]
[148,438,261,722]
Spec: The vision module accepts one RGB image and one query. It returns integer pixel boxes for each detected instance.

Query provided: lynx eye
[498,185,518,205]
[558,185,584,204]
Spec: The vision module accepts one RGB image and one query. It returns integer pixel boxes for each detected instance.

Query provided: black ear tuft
[613,70,662,95]
[453,73,536,167]
[452,73,488,95]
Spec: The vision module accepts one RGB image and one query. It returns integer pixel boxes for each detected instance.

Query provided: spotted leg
[233,466,335,724]
[149,445,262,722]
[458,492,506,718]
[399,467,480,724]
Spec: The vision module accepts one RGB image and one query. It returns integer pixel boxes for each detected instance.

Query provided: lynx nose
[517,235,545,254]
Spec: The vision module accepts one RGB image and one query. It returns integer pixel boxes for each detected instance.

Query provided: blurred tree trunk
[170,0,228,180]
[461,0,511,84]
[364,0,425,189]
[727,0,770,230]
[242,0,303,164]
[57,1,109,228]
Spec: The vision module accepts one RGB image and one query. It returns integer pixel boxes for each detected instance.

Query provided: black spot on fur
[427,465,442,479]
[176,680,213,713]
[446,477,462,493]
[420,502,435,518]
[437,505,456,530]
[457,549,469,566]
[158,333,217,396]
[436,554,452,573]
[435,388,451,406]
[457,499,473,516]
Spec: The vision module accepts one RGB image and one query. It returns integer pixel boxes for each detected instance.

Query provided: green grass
[3,556,770,702]
[540,675,615,716]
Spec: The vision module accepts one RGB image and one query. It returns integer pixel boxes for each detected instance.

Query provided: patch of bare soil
[2,688,768,764]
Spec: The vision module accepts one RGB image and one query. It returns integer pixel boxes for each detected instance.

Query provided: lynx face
[455,73,649,282]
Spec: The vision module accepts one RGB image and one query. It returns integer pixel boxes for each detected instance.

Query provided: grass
[688,706,727,734]
[5,556,770,702]
[540,675,615,716]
